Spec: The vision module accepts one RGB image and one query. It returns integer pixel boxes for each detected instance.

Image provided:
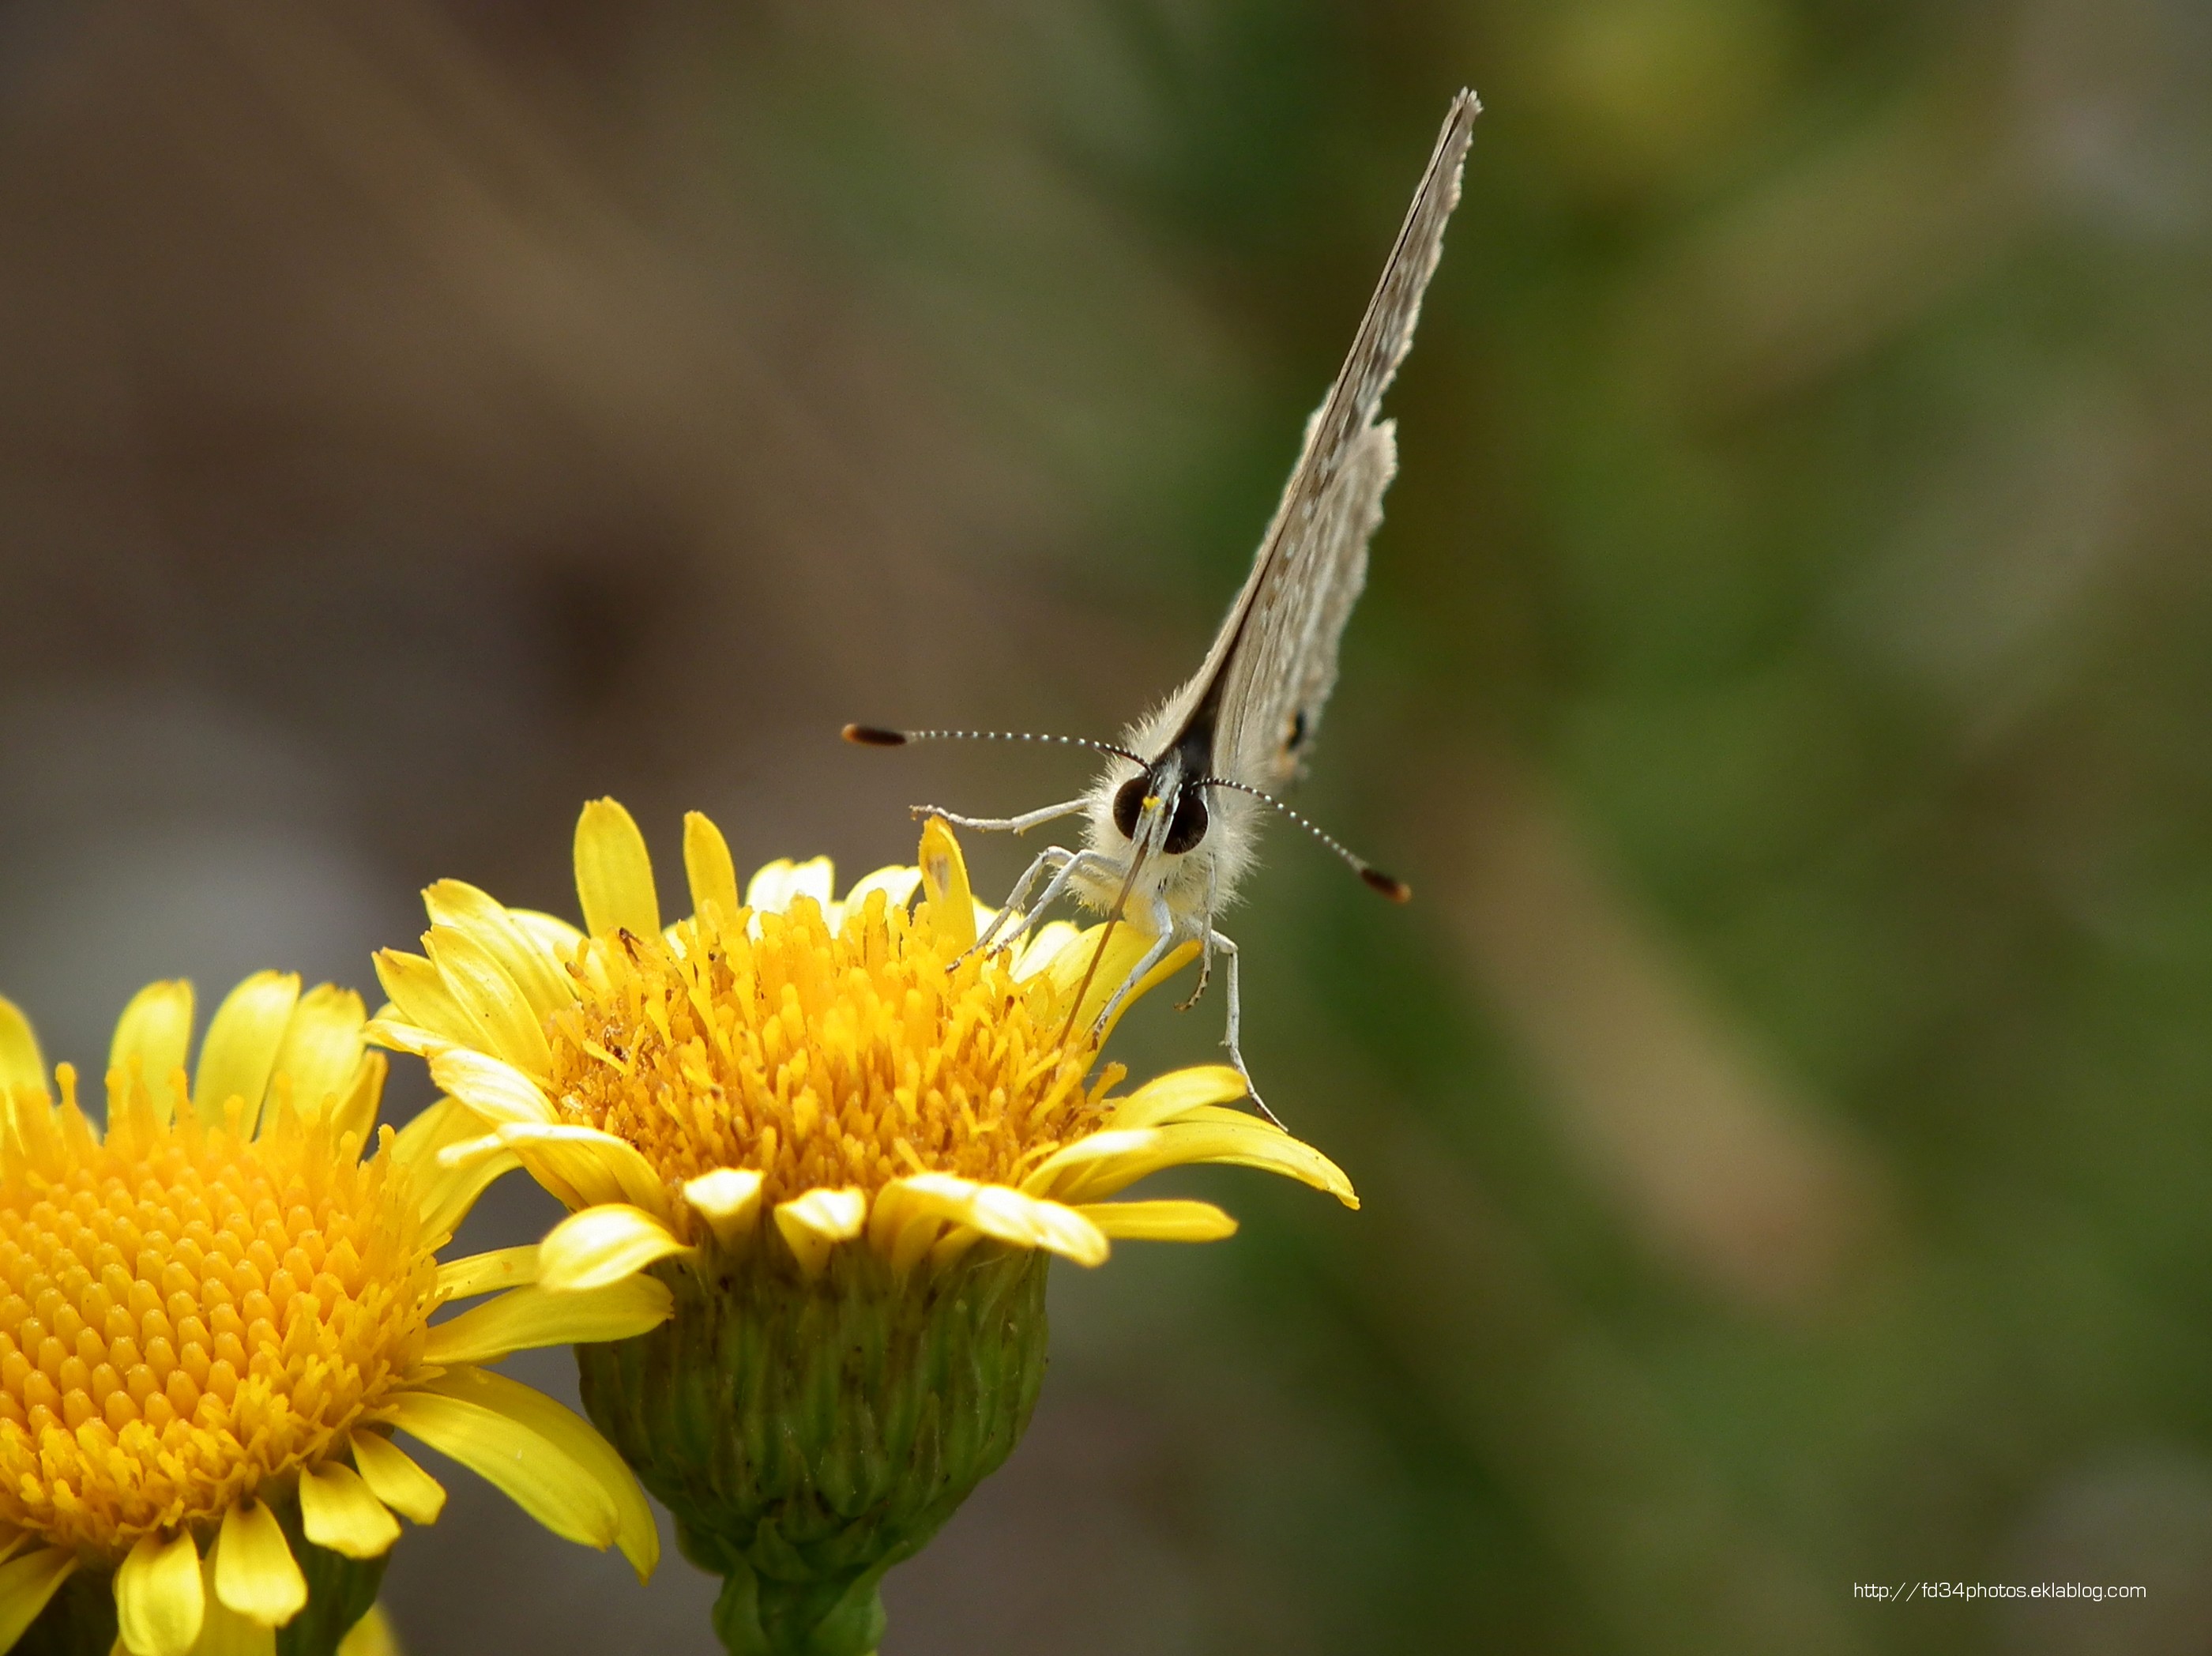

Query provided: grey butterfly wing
[1203,90,1477,789]
[1216,415,1396,791]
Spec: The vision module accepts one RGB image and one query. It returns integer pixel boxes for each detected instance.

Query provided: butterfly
[848,90,1478,1121]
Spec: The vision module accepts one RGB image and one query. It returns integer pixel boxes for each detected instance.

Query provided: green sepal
[577,1240,1051,1656]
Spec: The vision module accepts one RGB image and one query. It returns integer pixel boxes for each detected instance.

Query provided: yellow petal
[435,1244,539,1302]
[423,1277,672,1367]
[408,1146,525,1245]
[336,1604,400,1656]
[833,866,921,936]
[348,1432,446,1526]
[440,1130,581,1212]
[188,1552,275,1656]
[1075,1199,1239,1242]
[298,1462,401,1560]
[386,1388,615,1549]
[1147,1102,1287,1131]
[1104,1065,1250,1131]
[574,799,660,941]
[743,856,837,916]
[1060,1119,1360,1209]
[370,953,486,1055]
[538,1203,690,1291]
[393,1368,657,1580]
[1040,921,1169,1030]
[435,1131,527,1172]
[863,1180,939,1271]
[0,1546,75,1650]
[267,985,367,1123]
[773,1187,867,1278]
[1086,935,1199,1044]
[394,1095,485,1168]
[887,1173,1108,1266]
[0,995,44,1100]
[683,1168,763,1244]
[1036,924,1098,1001]
[213,1500,306,1627]
[781,858,835,913]
[682,812,740,924]
[423,928,553,1078]
[1011,919,1082,980]
[916,819,976,953]
[107,980,194,1114]
[1018,1129,1160,1198]
[495,1123,672,1219]
[507,909,586,958]
[358,1016,446,1062]
[742,858,792,912]
[927,1225,984,1270]
[423,879,574,1022]
[117,1530,204,1656]
[394,1098,521,1243]
[427,1049,556,1127]
[324,1050,385,1149]
[192,973,299,1135]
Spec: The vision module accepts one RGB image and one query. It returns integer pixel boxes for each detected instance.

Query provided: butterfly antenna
[844,724,1143,766]
[1196,777,1412,901]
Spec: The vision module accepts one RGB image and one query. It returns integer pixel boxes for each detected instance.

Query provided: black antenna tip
[843,724,908,747]
[1362,868,1413,904]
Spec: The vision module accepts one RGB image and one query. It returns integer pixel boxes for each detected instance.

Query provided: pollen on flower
[546,891,1121,1211]
[0,1064,435,1555]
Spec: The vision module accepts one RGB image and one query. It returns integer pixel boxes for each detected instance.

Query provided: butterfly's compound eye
[1164,789,1209,855]
[1112,777,1147,841]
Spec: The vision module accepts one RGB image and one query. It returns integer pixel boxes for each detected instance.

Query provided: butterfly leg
[1176,864,1221,1013]
[998,847,1121,943]
[1208,928,1283,1129]
[961,846,1117,965]
[967,845,1070,958]
[1085,894,1179,1038]
[911,797,1089,836]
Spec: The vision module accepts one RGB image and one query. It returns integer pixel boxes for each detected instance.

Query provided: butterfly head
[1077,719,1266,935]
[1111,773,1209,855]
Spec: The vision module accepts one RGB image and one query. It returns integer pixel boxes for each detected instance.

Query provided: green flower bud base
[576,1241,1051,1656]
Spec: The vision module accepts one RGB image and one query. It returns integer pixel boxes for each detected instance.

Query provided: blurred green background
[4,1,2211,1650]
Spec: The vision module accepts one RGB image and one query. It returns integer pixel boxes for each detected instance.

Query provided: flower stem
[711,1556,888,1656]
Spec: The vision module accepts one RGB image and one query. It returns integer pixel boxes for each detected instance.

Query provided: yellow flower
[0,975,665,1656]
[366,799,1356,1289]
[369,800,1357,1654]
